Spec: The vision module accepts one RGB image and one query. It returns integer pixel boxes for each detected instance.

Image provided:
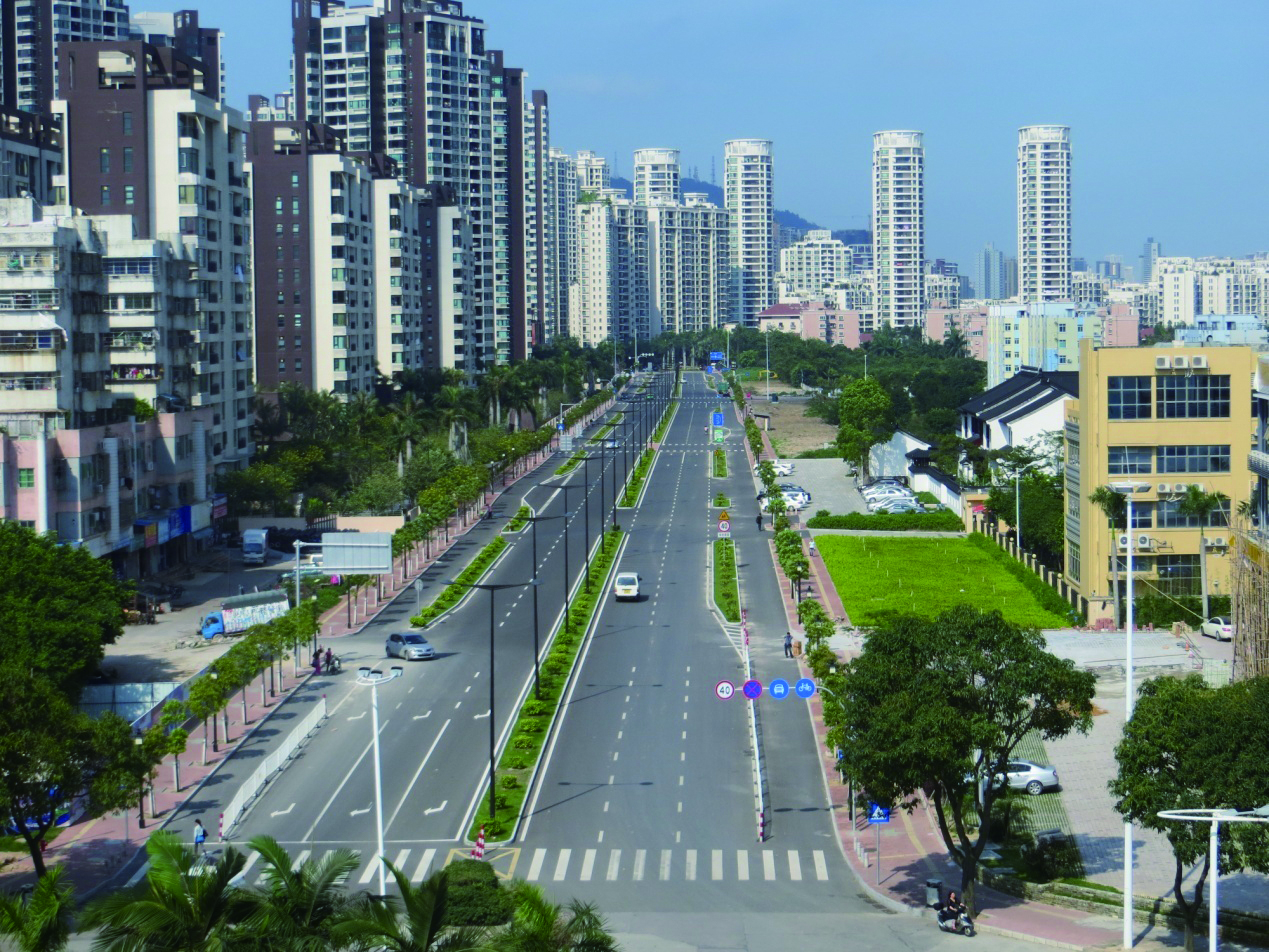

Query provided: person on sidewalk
[756,514,763,531]
[193,819,207,856]
[312,652,322,677]
[784,631,794,658]
[324,647,334,671]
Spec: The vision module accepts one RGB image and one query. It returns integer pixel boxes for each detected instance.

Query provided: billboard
[321,531,394,574]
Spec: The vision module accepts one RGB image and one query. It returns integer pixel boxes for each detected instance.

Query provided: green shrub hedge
[409,536,508,626]
[806,511,965,532]
[442,858,513,926]
[714,538,740,621]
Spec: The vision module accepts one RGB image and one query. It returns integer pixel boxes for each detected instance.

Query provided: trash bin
[925,879,942,907]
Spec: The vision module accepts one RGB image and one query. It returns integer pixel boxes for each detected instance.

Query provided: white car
[755,461,794,477]
[865,490,916,504]
[613,572,641,600]
[1200,617,1233,641]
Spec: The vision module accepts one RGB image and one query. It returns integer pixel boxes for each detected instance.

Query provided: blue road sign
[867,802,891,824]
[710,351,725,361]
[795,678,816,699]
[557,423,565,430]
[742,679,762,700]
[712,412,725,427]
[769,678,790,700]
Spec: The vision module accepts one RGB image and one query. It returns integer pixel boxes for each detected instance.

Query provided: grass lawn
[818,535,1070,628]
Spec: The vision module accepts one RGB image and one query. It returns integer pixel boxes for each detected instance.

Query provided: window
[1066,541,1080,582]
[100,185,111,206]
[99,148,110,173]
[277,358,286,371]
[294,357,303,372]
[1108,446,1152,475]
[1157,374,1231,419]
[122,111,133,135]
[1130,504,1153,529]
[1157,445,1231,473]
[291,172,300,188]
[1108,376,1151,419]
[124,185,135,206]
[17,468,35,489]
[122,147,133,173]
[1158,498,1230,529]
[1156,554,1201,596]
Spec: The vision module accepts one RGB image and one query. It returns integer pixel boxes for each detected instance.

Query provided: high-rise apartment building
[0,0,131,114]
[646,193,729,336]
[778,229,852,297]
[571,193,649,348]
[575,150,610,192]
[633,148,681,206]
[1017,124,1072,303]
[1154,257,1269,327]
[0,106,61,204]
[1140,236,1161,286]
[974,241,1008,300]
[872,130,924,328]
[724,138,775,326]
[547,147,576,341]
[54,41,254,472]
[127,9,223,103]
[523,89,552,352]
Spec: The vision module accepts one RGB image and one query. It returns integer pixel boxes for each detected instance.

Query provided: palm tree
[389,393,429,464]
[479,366,513,429]
[331,864,485,952]
[1089,486,1128,628]
[1176,485,1230,622]
[235,834,365,952]
[486,881,614,952]
[0,866,74,952]
[81,830,249,951]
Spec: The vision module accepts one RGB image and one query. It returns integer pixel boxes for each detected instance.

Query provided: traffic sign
[769,678,790,700]
[742,679,762,700]
[867,802,891,824]
[717,519,730,534]
[714,431,725,443]
[720,510,730,521]
[712,411,725,426]
[710,351,724,361]
[715,680,735,700]
[557,423,565,431]
[795,678,816,699]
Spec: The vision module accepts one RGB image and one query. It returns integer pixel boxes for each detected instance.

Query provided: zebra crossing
[227,846,833,889]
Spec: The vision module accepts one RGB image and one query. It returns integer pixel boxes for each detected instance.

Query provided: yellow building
[1064,339,1255,618]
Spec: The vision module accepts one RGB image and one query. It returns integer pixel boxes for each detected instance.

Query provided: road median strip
[410,536,509,627]
[713,538,740,622]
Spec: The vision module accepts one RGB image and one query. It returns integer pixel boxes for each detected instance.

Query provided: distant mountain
[608,175,831,234]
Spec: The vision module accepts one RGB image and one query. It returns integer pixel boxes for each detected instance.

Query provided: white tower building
[633,148,681,206]
[872,130,924,328]
[1017,124,1072,303]
[724,138,775,326]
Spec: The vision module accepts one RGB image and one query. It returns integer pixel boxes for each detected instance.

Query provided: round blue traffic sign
[769,678,790,700]
[795,678,816,699]
[742,679,762,700]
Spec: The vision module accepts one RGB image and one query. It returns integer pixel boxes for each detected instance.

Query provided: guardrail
[219,694,327,839]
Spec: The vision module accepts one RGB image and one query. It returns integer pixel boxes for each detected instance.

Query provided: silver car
[386,631,435,661]
[995,760,1060,796]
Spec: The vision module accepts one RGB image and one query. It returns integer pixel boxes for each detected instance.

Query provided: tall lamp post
[1111,480,1150,947]
[354,664,403,898]
[1155,805,1269,952]
[548,478,592,596]
[525,513,567,699]
[447,579,538,826]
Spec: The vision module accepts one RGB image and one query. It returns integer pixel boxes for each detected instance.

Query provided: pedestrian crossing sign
[867,803,891,824]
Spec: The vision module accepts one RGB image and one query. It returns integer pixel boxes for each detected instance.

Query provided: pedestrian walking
[756,513,763,531]
[312,651,322,676]
[193,818,207,855]
[784,632,794,658]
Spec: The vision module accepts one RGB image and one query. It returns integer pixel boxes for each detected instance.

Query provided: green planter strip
[619,448,656,508]
[467,528,625,841]
[712,448,727,478]
[409,536,509,627]
[503,505,530,533]
[713,538,740,622]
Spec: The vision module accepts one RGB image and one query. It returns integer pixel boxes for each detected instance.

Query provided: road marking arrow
[350,807,370,817]
[270,803,295,818]
[474,709,490,719]
[347,711,366,722]
[412,711,432,720]
[424,800,447,815]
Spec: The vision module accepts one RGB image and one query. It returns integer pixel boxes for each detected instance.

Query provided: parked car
[994,760,1060,796]
[865,490,917,505]
[1200,617,1234,641]
[755,461,794,477]
[613,572,641,600]
[386,631,436,661]
[872,501,924,514]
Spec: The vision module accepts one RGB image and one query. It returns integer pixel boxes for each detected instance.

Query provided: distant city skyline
[127,0,1268,271]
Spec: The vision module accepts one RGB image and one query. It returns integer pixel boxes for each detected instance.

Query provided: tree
[835,376,894,481]
[487,881,615,952]
[838,605,1095,912]
[332,864,486,952]
[985,463,1065,569]
[1175,485,1230,622]
[0,522,129,697]
[1089,486,1128,629]
[81,831,249,950]
[1110,675,1269,951]
[0,865,74,952]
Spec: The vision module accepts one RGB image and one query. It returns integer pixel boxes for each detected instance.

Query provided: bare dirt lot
[746,394,838,457]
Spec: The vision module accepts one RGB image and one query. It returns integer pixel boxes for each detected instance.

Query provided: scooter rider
[938,890,971,934]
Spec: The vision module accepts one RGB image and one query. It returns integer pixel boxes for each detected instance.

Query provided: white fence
[219,695,327,839]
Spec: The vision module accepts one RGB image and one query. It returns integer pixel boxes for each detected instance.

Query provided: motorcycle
[323,655,343,675]
[936,906,975,937]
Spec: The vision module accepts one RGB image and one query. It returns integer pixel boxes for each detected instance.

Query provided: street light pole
[526,513,566,700]
[354,664,403,898]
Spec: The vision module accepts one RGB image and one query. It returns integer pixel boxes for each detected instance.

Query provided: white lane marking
[763,850,776,881]
[814,850,829,881]
[680,751,685,761]
[681,731,687,740]
[612,751,619,761]
[617,731,623,740]
[633,849,646,881]
[736,850,748,881]
[239,851,261,880]
[358,855,379,885]
[686,849,697,881]
[608,775,614,785]
[553,849,571,881]
[291,849,311,871]
[580,849,596,881]
[387,718,451,830]
[603,801,609,812]
[465,685,471,693]
[412,848,437,882]
[527,848,546,881]
[393,849,411,875]
[788,851,802,881]
[598,829,604,843]
[606,849,622,881]
[677,802,683,813]
[660,849,672,880]
[679,776,684,786]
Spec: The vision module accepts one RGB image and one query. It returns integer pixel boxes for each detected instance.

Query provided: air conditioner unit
[1190,355,1208,369]
[1204,536,1227,548]
[1157,483,1172,494]
[1172,356,1189,369]
[145,461,155,472]
[1155,356,1171,370]
[1175,483,1191,494]
[1138,534,1154,550]
[1118,533,1131,549]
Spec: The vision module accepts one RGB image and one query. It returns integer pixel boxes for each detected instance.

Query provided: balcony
[107,364,164,383]
[0,330,62,352]
[1250,450,1269,480]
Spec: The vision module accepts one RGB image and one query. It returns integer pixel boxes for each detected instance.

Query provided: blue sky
[141,0,1267,270]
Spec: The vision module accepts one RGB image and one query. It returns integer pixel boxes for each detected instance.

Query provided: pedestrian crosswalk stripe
[685,849,697,881]
[763,850,775,881]
[659,849,672,881]
[711,849,723,881]
[737,850,749,881]
[580,849,596,881]
[553,849,571,881]
[633,849,646,881]
[606,849,621,881]
[392,849,410,877]
[527,848,546,881]
[813,850,828,881]
[788,851,802,881]
[412,848,436,883]
[238,851,260,880]
[358,854,380,885]
[291,849,311,872]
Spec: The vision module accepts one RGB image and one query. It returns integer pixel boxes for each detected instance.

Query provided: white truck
[241,528,269,565]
